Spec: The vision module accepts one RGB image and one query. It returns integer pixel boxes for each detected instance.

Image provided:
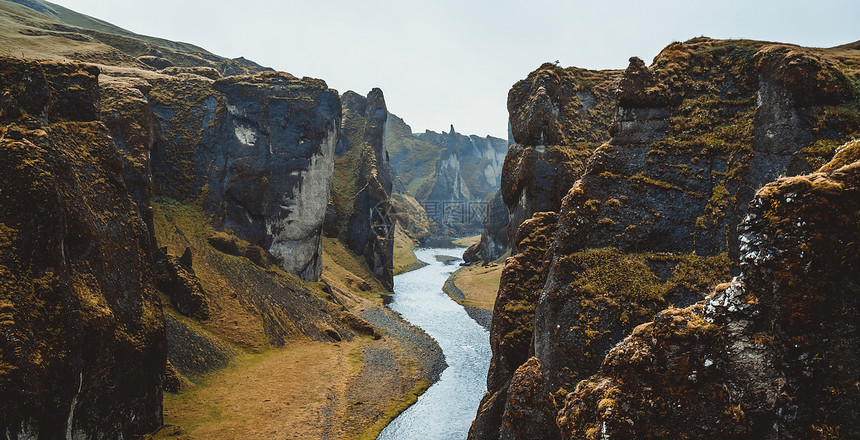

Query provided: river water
[377,247,492,440]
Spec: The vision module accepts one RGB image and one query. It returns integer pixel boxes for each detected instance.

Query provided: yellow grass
[448,263,503,311]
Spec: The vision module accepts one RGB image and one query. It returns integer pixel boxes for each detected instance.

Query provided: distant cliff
[473,38,860,439]
[385,116,509,238]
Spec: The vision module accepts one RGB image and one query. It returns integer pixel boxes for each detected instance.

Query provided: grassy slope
[150,199,433,440]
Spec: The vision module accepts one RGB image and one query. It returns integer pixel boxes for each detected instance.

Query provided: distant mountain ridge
[0,0,270,76]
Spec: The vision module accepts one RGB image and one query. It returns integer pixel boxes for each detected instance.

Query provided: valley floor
[156,324,435,440]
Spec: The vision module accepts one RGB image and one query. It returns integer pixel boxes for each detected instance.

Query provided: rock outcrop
[474,188,509,262]
[557,141,860,439]
[0,58,164,439]
[501,64,621,251]
[346,88,395,290]
[327,89,395,290]
[476,38,860,439]
[470,63,620,439]
[139,70,340,281]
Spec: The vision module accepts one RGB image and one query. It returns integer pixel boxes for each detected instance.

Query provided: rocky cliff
[474,38,860,439]
[327,89,395,290]
[0,57,165,439]
[470,63,621,438]
[0,2,427,437]
[385,114,509,238]
[501,64,621,252]
[134,69,341,281]
[346,89,394,290]
[558,140,860,439]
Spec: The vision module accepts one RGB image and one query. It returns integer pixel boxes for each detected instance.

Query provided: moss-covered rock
[0,58,164,439]
[557,141,860,439]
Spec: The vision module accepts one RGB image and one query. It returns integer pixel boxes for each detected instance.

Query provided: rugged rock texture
[416,126,509,237]
[385,112,508,238]
[502,64,621,251]
[141,70,340,281]
[327,89,395,290]
[390,193,436,242]
[154,248,209,320]
[557,141,860,439]
[346,89,395,290]
[477,38,860,439]
[470,63,621,440]
[475,188,509,262]
[535,38,860,405]
[0,58,164,439]
[470,212,558,440]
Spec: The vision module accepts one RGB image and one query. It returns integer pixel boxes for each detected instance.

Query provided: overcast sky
[48,0,860,139]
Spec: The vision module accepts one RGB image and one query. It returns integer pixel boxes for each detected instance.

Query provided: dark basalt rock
[501,64,620,252]
[207,232,240,256]
[557,140,860,439]
[347,88,395,290]
[155,248,210,320]
[145,71,341,281]
[0,58,164,439]
[478,38,860,440]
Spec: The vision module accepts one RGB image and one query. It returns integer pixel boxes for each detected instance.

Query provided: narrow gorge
[1,1,858,439]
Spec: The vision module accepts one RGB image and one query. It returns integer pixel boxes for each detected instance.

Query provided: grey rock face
[416,126,508,237]
[147,71,341,281]
[213,74,340,280]
[347,88,395,290]
[476,189,508,261]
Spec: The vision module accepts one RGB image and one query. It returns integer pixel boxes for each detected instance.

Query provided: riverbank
[151,237,444,440]
[378,248,491,439]
[442,263,503,330]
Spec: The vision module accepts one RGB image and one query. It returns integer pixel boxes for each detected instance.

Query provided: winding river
[378,247,492,440]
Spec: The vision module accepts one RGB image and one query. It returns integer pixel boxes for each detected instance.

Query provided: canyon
[1,0,859,439]
[471,38,860,439]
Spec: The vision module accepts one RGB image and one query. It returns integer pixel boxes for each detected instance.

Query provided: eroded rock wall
[501,65,621,251]
[469,63,620,440]
[140,70,340,281]
[557,141,860,439]
[478,38,860,439]
[346,88,395,290]
[535,39,860,407]
[0,58,164,439]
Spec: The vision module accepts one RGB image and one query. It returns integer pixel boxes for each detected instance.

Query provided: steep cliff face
[346,88,394,290]
[140,70,340,281]
[0,58,164,439]
[470,64,620,439]
[327,89,395,290]
[477,38,860,439]
[474,189,509,262]
[535,38,860,405]
[501,64,621,250]
[557,141,860,439]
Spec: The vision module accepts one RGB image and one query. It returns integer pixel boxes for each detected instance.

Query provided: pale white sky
[47,0,860,139]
